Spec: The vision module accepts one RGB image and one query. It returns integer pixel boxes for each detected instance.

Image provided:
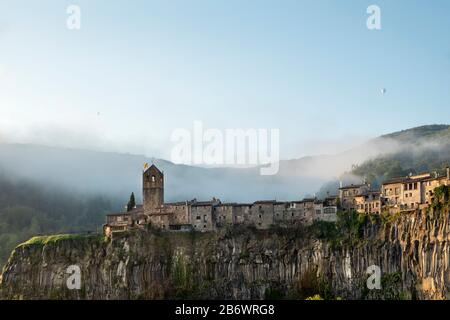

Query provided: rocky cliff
[1,205,450,300]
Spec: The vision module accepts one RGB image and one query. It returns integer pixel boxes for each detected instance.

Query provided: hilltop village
[103,164,450,237]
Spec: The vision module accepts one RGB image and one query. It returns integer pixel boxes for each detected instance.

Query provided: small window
[151,175,155,182]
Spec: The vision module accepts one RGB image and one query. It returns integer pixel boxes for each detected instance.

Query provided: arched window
[152,175,155,182]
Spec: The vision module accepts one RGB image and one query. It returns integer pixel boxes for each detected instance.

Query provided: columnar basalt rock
[1,206,450,300]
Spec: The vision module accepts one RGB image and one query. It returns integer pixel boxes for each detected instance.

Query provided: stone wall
[190,205,214,232]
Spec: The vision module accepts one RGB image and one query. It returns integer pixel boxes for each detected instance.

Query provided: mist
[0,125,448,204]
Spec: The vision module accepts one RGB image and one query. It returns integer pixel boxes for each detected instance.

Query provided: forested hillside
[317,125,450,196]
[0,173,121,268]
[351,125,450,188]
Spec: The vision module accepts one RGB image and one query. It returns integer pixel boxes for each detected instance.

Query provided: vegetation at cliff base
[290,266,334,300]
[305,294,324,300]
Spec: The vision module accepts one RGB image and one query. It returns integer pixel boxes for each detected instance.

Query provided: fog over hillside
[1,125,449,203]
[0,143,322,203]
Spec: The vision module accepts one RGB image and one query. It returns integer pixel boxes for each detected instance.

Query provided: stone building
[233,204,251,225]
[340,170,450,215]
[324,195,339,207]
[250,201,275,229]
[213,203,236,227]
[103,212,132,236]
[382,173,427,211]
[103,165,450,237]
[274,202,300,224]
[103,205,144,237]
[103,163,338,236]
[339,183,371,212]
[354,191,382,214]
[190,200,220,231]
[382,169,450,213]
[422,169,449,205]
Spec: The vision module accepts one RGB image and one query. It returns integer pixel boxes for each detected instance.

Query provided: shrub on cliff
[336,211,368,245]
[290,266,334,300]
[308,210,373,249]
[309,221,338,240]
[433,185,450,208]
[305,294,324,300]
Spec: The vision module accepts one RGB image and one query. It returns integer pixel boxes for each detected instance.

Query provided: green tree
[127,192,136,212]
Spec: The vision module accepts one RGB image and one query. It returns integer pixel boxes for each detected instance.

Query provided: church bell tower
[143,164,164,212]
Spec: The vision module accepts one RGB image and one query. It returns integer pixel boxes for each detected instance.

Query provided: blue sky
[0,0,449,160]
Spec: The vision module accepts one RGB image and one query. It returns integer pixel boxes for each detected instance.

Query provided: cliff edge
[1,204,450,300]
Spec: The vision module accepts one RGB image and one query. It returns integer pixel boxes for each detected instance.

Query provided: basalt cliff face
[1,207,450,300]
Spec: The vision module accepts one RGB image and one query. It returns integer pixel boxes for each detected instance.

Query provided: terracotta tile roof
[383,175,433,185]
[107,212,130,217]
[144,164,163,175]
[192,201,217,207]
[165,201,190,206]
[274,202,290,205]
[253,200,276,204]
[339,184,367,190]
[422,175,448,182]
[216,203,238,207]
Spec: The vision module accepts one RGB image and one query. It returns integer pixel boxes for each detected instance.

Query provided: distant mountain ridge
[0,124,449,203]
[0,143,324,203]
[380,124,450,141]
